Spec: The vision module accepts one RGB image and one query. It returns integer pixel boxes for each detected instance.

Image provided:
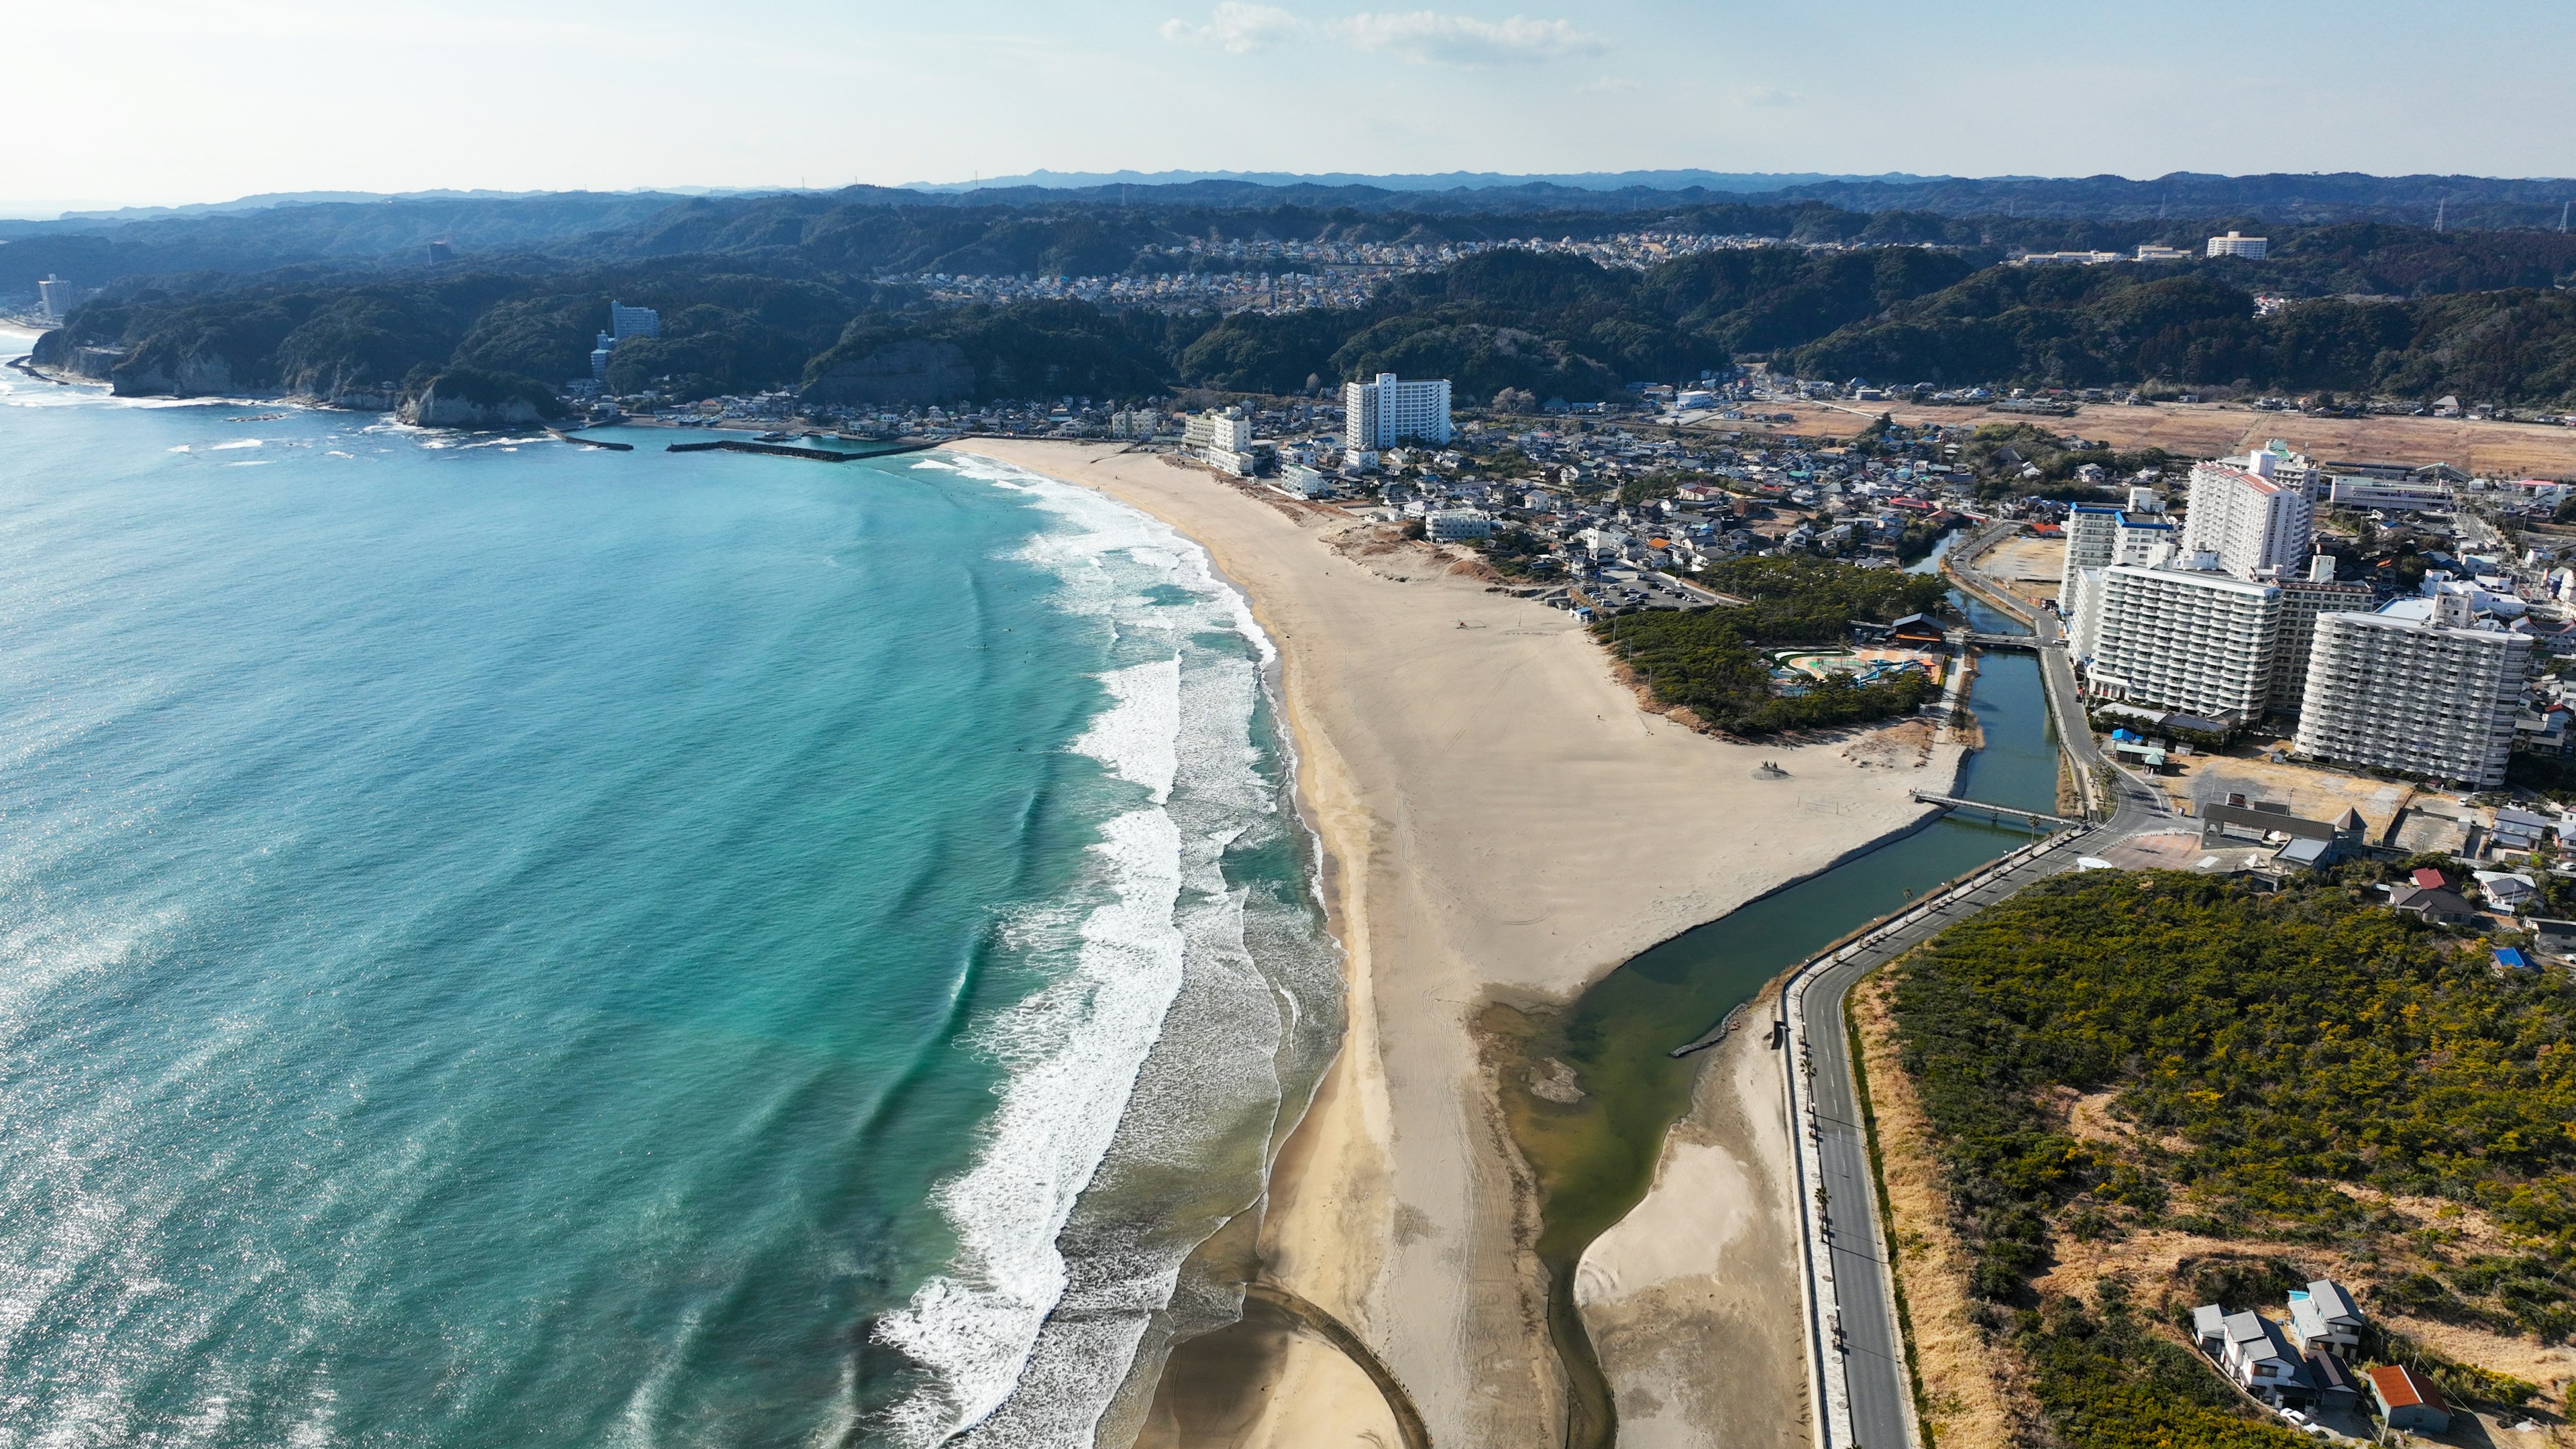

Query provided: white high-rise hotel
[1343,373,1452,450]
[2180,455,2312,580]
[2067,446,2530,782]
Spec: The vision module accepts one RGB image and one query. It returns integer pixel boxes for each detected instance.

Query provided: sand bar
[949,441,1961,1445]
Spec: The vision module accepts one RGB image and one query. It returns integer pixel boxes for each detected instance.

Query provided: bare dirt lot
[1975,537,2065,612]
[1695,400,2576,478]
[2159,748,2421,841]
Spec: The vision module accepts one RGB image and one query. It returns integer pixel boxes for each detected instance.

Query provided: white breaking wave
[875,454,1334,1448]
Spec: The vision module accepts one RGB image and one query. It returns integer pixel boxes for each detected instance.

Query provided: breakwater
[663,437,940,462]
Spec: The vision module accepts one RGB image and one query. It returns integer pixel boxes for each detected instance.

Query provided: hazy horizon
[9,0,2571,215]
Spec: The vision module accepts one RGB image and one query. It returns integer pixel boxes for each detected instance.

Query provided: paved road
[1798,802,2174,1449]
[1793,529,2174,1449]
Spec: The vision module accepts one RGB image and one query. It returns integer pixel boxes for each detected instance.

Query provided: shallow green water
[1511,612,2063,1446]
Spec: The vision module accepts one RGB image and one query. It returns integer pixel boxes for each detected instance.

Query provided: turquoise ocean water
[0,339,1338,1447]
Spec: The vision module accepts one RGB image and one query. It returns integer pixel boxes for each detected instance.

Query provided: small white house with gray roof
[2209,1309,2308,1401]
[2288,1279,2363,1352]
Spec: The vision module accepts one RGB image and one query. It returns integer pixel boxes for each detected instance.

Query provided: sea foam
[876,455,1336,1446]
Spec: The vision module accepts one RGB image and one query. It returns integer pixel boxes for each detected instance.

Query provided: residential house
[2387,883,2478,924]
[2213,1310,2311,1403]
[2474,871,2538,914]
[2368,1365,2451,1433]
[2305,1348,2360,1410]
[2287,1281,2362,1354]
[2492,806,2551,855]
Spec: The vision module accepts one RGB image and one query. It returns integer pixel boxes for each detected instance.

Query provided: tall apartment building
[2294,594,2530,788]
[2059,504,2125,609]
[2271,555,2376,710]
[1343,372,1452,450]
[2063,510,2178,649]
[609,301,660,341]
[2206,231,2269,259]
[2084,561,2284,723]
[2182,457,2313,580]
[36,275,85,324]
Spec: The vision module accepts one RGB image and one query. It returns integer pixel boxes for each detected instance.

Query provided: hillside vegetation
[24,204,2576,410]
[1884,870,2576,1448]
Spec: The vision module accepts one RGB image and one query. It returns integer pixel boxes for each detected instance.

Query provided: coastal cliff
[396,368,564,429]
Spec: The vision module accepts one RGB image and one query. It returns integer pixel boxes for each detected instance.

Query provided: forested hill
[21,209,2576,413]
[10,172,2576,295]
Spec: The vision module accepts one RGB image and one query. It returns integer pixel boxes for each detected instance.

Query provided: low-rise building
[2368,1365,2450,1433]
[2286,1280,2363,1354]
[2329,476,2455,512]
[1425,509,1494,542]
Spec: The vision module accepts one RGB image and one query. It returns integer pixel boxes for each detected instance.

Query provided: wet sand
[948,441,1959,1445]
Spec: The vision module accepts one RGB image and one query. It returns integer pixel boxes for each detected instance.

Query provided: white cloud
[1160,3,1306,52]
[1735,85,1803,108]
[1328,10,1602,66]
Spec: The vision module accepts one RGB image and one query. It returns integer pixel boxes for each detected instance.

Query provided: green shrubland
[1886,869,2576,1440]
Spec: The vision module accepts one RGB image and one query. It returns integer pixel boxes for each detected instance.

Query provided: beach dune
[953,441,1955,1446]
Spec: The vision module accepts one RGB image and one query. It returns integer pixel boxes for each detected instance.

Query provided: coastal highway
[1791,792,2173,1449]
[1790,529,2172,1449]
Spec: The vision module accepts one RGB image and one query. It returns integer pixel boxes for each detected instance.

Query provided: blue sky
[9,0,2569,211]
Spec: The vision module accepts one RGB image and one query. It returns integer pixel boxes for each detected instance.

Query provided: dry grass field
[1693,400,2576,478]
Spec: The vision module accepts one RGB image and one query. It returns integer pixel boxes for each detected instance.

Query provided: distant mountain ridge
[901,168,1946,194]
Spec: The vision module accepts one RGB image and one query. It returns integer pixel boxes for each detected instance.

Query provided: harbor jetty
[551,430,633,451]
[663,437,941,462]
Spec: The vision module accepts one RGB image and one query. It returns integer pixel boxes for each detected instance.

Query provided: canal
[1508,537,2068,1447]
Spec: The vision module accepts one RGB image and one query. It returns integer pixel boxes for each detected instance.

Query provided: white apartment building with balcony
[2064,512,2178,654]
[1343,372,1452,450]
[2059,504,2125,609]
[2272,555,2376,710]
[2206,231,2269,259]
[2294,594,2530,788]
[2182,456,2313,580]
[2084,559,2284,723]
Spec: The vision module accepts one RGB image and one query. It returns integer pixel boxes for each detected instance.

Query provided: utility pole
[2561,199,2570,233]
[2434,198,2447,233]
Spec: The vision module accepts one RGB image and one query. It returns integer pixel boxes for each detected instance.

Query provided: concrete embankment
[663,437,941,462]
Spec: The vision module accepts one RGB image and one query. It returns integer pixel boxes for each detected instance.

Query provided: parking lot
[1582,569,1707,613]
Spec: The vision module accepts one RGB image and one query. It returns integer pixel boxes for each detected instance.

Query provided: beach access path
[948,441,1964,1447]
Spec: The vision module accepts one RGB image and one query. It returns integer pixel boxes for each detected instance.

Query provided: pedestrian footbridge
[1911,791,2085,830]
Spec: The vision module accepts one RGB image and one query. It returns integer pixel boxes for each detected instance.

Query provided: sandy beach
[952,441,1961,1446]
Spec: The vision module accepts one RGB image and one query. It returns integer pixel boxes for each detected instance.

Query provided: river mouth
[1496,635,2062,1447]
